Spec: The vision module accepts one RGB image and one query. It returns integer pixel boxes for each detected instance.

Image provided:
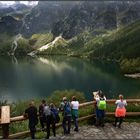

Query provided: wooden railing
[0,99,140,139]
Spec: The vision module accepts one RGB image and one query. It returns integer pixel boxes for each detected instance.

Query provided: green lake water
[0,55,140,103]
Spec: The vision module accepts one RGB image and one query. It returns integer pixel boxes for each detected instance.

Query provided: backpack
[64,102,71,116]
[51,108,60,123]
[98,99,106,110]
[43,105,51,116]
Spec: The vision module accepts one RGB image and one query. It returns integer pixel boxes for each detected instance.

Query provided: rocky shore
[124,73,140,79]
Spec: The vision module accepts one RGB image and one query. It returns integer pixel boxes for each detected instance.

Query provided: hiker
[113,94,127,128]
[94,90,106,127]
[24,101,38,139]
[43,102,54,139]
[59,97,72,135]
[39,99,46,131]
[49,103,60,138]
[71,96,79,132]
[50,103,60,124]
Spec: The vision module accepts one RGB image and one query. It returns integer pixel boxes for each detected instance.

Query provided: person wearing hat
[71,96,79,132]
[59,97,72,134]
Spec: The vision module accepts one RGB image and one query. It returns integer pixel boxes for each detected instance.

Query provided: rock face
[52,2,117,38]
[0,16,22,35]
[0,3,31,36]
[0,7,14,16]
[22,1,140,38]
[1,1,140,38]
[51,1,140,39]
[21,1,77,37]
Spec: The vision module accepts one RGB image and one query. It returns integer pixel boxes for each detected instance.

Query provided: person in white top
[71,96,79,132]
[113,94,127,128]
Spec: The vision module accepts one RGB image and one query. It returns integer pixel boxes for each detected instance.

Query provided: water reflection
[37,57,76,74]
[0,56,140,102]
[11,55,18,64]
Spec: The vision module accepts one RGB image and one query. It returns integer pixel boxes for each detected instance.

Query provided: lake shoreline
[124,73,140,79]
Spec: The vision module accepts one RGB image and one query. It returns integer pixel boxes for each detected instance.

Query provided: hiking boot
[67,131,70,134]
[95,124,99,127]
[74,128,79,132]
[113,124,116,127]
[101,124,104,127]
[118,125,121,128]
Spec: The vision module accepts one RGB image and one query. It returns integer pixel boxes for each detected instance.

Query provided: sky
[0,1,38,5]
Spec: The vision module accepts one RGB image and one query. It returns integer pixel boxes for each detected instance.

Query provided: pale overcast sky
[0,1,38,5]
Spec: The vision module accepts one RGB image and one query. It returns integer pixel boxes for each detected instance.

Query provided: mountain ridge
[1,1,140,38]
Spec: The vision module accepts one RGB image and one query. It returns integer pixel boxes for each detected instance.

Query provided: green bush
[47,89,86,107]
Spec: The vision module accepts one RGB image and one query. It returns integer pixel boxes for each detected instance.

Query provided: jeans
[62,116,71,134]
[95,108,105,126]
[73,116,78,131]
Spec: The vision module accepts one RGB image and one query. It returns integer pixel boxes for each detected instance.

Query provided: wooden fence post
[1,106,10,139]
[2,124,9,139]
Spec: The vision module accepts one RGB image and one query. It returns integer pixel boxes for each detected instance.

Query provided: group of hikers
[24,91,127,139]
[24,96,79,139]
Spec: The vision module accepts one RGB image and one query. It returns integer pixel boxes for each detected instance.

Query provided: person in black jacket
[39,99,46,131]
[24,101,38,139]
